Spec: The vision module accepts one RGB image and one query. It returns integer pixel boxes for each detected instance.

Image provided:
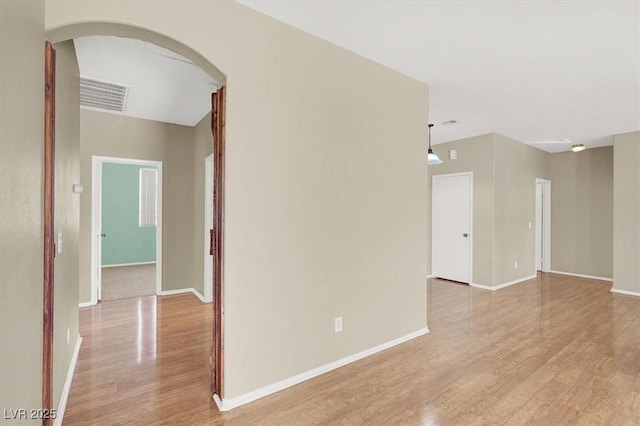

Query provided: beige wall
[48,0,429,399]
[0,0,45,420]
[192,112,213,298]
[429,134,495,286]
[52,40,81,409]
[430,134,548,287]
[493,134,549,284]
[613,131,640,293]
[79,110,196,302]
[550,147,614,279]
[430,132,619,287]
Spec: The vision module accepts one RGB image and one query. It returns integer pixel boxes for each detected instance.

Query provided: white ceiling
[74,36,219,127]
[238,0,640,153]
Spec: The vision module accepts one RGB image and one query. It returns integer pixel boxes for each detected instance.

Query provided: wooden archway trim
[210,86,226,398]
[43,41,56,426]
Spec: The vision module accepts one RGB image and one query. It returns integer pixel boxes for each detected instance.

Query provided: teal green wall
[101,163,156,265]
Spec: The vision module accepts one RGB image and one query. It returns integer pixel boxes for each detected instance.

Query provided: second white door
[432,173,472,283]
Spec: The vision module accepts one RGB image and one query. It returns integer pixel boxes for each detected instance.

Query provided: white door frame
[90,155,163,305]
[203,154,214,303]
[535,178,552,273]
[431,171,474,284]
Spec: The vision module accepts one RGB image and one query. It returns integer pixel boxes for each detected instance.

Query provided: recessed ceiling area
[238,1,639,153]
[74,36,219,127]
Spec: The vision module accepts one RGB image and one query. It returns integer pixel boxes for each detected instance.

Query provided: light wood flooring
[65,273,640,425]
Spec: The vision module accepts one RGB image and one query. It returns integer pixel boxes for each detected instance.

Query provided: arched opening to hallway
[43,23,227,422]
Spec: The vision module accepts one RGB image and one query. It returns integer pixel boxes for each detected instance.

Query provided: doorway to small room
[91,156,163,302]
[432,172,473,284]
[535,178,552,272]
[43,27,228,419]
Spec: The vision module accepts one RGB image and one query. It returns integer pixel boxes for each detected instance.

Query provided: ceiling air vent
[441,120,460,126]
[80,77,129,112]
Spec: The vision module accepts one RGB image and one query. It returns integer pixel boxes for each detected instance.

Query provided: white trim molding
[191,288,207,303]
[535,178,552,273]
[158,288,194,296]
[549,270,613,282]
[471,274,537,291]
[81,288,208,306]
[213,394,224,411]
[91,155,163,305]
[54,336,83,426]
[470,282,493,290]
[610,288,640,297]
[213,327,430,411]
[159,288,209,303]
[102,261,157,268]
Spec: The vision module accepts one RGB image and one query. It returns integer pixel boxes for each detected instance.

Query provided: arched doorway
[44,23,227,417]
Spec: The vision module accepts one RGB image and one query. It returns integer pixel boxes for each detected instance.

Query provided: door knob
[463,233,469,237]
[100,233,106,237]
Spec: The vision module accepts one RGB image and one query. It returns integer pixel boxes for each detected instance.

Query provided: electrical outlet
[334,317,343,333]
[528,221,532,229]
[514,261,518,269]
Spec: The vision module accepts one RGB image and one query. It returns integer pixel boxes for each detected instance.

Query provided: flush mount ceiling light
[427,123,443,165]
[535,138,586,153]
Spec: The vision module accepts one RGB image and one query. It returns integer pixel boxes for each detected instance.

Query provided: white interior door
[535,178,551,272]
[96,163,103,301]
[204,154,214,303]
[432,173,472,283]
[536,183,543,270]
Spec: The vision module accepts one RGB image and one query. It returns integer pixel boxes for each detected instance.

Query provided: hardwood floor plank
[504,378,571,425]
[63,274,640,425]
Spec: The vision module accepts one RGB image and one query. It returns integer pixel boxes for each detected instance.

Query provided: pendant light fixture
[427,123,443,165]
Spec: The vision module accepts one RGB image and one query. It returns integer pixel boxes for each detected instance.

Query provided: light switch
[449,149,457,160]
[57,232,63,254]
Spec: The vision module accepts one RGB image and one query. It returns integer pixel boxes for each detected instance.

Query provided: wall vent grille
[80,77,129,112]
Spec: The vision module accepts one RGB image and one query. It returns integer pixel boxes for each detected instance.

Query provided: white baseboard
[159,288,209,303]
[54,336,82,426]
[426,275,434,279]
[158,288,194,296]
[549,270,613,282]
[80,288,209,306]
[610,288,640,297]
[469,282,492,290]
[213,393,224,411]
[471,274,537,291]
[101,261,157,268]
[213,326,430,411]
[191,288,208,303]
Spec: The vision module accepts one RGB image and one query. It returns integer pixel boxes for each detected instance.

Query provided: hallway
[65,294,215,424]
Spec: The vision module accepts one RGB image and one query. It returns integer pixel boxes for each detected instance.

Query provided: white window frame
[139,167,158,228]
